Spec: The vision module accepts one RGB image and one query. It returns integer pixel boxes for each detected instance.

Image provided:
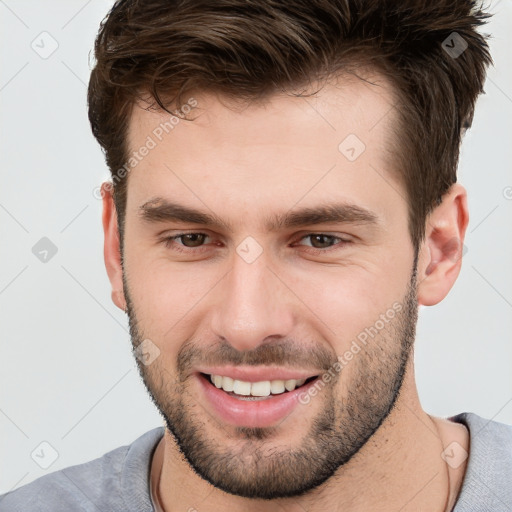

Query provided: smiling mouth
[200,372,318,400]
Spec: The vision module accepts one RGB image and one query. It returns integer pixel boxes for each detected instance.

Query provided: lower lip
[196,373,319,428]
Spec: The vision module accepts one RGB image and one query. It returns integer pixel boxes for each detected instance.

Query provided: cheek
[126,254,220,339]
[287,256,410,345]
[124,228,413,350]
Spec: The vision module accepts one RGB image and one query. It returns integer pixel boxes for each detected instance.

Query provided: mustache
[176,337,339,378]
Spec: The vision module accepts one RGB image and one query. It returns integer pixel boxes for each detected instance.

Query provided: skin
[102,72,470,511]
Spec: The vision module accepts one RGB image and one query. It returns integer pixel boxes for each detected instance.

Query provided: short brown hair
[88,0,492,249]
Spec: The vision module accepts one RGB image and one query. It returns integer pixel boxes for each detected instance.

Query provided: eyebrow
[138,197,379,232]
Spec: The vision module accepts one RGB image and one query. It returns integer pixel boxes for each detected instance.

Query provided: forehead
[128,71,397,152]
[124,72,404,229]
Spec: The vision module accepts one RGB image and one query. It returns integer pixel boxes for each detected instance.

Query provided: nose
[210,248,295,352]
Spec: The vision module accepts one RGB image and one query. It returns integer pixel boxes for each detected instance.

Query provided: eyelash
[160,232,350,254]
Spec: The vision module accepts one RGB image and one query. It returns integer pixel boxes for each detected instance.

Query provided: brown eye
[293,233,351,253]
[306,234,338,249]
[161,232,213,252]
[303,233,340,249]
[178,233,208,247]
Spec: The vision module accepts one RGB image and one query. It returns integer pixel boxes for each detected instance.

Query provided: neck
[156,359,468,512]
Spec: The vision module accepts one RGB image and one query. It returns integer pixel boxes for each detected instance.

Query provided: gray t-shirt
[1,412,510,511]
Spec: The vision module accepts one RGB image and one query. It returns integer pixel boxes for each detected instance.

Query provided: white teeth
[233,380,251,396]
[270,380,285,394]
[209,375,310,396]
[251,381,271,397]
[222,376,234,392]
[284,379,297,391]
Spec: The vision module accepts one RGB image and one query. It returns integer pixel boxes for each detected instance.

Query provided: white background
[1,0,511,493]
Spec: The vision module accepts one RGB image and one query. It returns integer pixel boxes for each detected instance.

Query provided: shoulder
[452,412,512,511]
[454,411,512,458]
[0,427,164,512]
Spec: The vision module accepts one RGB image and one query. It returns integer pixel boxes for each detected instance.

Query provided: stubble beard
[123,265,418,499]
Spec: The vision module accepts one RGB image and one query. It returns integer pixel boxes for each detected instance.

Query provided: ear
[101,182,127,311]
[417,183,469,306]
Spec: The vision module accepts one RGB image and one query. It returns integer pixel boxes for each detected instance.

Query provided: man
[1,0,510,511]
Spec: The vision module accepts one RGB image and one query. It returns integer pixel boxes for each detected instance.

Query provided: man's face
[120,75,418,498]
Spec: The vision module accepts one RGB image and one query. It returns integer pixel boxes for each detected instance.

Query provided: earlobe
[101,182,127,312]
[417,184,469,307]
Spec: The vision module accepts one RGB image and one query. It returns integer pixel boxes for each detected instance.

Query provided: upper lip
[196,366,320,382]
